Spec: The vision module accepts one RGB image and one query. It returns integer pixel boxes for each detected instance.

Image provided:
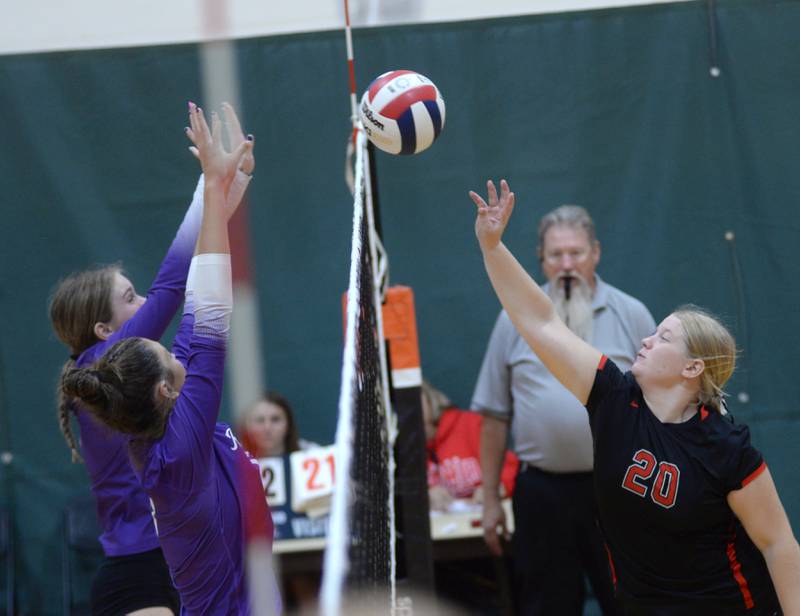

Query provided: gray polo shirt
[471,275,655,473]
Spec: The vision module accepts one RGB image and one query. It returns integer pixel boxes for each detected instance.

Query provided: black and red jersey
[586,357,780,615]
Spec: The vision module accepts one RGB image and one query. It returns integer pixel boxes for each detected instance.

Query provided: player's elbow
[754,526,799,560]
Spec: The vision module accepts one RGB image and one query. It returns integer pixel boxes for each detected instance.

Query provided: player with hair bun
[62,104,278,614]
[470,179,800,615]
[49,102,254,615]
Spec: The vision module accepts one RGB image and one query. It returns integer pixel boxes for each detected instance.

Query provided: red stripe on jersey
[603,543,617,587]
[598,355,608,371]
[629,400,639,409]
[741,461,767,488]
[700,405,709,421]
[379,85,437,119]
[368,69,416,102]
[726,537,754,609]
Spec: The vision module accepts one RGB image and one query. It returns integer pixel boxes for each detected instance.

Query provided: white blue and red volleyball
[359,70,445,155]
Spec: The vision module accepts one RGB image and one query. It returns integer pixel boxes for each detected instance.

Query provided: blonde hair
[49,264,121,462]
[673,305,737,413]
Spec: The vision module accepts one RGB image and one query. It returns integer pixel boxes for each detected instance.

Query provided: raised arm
[188,101,255,219]
[187,103,252,255]
[470,179,601,404]
[105,176,204,349]
[156,106,252,454]
[170,257,196,368]
[108,104,254,349]
[170,103,254,365]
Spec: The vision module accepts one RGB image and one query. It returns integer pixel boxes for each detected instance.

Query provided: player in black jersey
[469,179,800,615]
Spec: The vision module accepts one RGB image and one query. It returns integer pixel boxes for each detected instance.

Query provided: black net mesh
[343,185,392,607]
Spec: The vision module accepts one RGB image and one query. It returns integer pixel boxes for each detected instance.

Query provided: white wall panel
[1,0,690,56]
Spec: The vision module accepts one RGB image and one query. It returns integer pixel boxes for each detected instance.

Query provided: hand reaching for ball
[186,102,254,185]
[469,179,515,252]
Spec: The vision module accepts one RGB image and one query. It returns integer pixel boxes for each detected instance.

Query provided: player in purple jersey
[49,103,254,615]
[60,105,278,615]
[469,179,800,615]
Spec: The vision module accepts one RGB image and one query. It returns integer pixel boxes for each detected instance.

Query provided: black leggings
[91,548,180,616]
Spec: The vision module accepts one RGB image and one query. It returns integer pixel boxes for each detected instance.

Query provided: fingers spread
[221,102,244,140]
[469,190,488,209]
[487,180,498,206]
[210,111,222,143]
[507,192,515,211]
[195,107,210,142]
[232,140,253,167]
[188,103,199,137]
[185,126,198,146]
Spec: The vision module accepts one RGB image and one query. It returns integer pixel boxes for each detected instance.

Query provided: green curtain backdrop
[1,1,798,611]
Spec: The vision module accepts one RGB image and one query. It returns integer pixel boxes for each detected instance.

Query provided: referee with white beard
[472,204,655,615]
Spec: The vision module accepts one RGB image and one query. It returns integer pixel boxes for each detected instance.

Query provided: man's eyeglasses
[542,248,591,265]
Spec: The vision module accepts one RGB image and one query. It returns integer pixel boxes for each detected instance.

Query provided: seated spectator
[239,391,319,610]
[422,381,518,511]
[239,391,302,458]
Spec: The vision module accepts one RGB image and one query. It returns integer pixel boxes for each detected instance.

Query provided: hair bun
[94,367,122,389]
[63,368,107,405]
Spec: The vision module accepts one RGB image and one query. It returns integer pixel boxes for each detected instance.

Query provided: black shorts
[91,548,180,616]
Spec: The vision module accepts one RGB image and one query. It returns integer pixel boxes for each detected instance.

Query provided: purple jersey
[73,177,204,556]
[129,318,273,615]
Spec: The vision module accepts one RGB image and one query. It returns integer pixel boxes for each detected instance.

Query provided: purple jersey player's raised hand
[49,102,255,615]
[61,105,279,615]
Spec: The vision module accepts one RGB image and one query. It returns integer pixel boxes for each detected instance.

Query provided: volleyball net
[320,129,397,615]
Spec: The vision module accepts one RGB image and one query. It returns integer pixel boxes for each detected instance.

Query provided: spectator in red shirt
[422,380,518,511]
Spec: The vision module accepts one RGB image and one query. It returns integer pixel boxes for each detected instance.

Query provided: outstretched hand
[220,101,255,175]
[185,102,253,187]
[469,179,515,252]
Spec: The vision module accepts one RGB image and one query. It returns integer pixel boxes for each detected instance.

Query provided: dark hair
[60,337,175,442]
[49,265,121,462]
[240,391,300,456]
[265,391,300,454]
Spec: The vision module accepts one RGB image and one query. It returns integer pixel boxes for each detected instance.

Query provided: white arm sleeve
[190,253,232,339]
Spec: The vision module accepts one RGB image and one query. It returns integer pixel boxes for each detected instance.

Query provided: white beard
[548,273,594,342]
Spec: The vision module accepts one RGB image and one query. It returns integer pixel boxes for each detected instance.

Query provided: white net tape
[320,129,396,615]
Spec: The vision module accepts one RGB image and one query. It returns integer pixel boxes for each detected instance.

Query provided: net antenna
[320,5,397,606]
[196,1,277,615]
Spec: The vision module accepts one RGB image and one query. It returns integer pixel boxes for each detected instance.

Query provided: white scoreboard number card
[290,445,336,516]
[258,457,287,507]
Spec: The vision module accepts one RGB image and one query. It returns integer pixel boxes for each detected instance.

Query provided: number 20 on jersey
[621,449,680,509]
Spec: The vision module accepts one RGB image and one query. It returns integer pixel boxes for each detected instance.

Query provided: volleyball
[359,70,445,155]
